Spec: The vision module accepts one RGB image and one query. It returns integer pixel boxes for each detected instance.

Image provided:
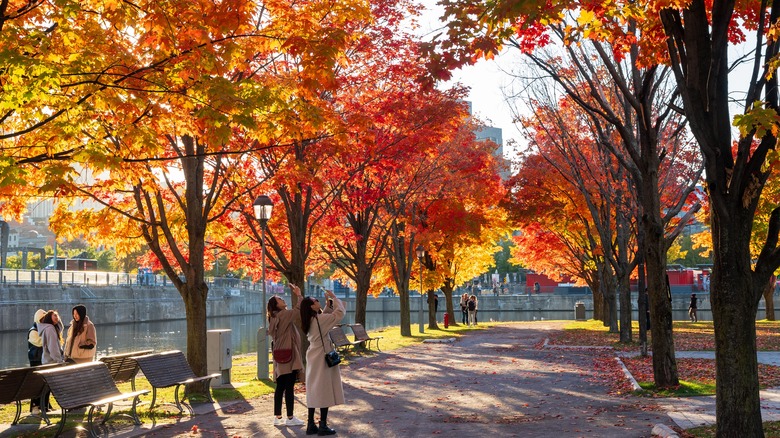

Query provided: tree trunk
[764,276,776,321]
[399,288,411,336]
[587,275,604,323]
[711,214,763,437]
[181,281,209,393]
[642,179,678,387]
[440,279,457,326]
[354,267,371,327]
[618,269,632,343]
[427,290,439,329]
[602,268,618,332]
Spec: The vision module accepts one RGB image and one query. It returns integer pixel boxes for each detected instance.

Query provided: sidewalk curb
[615,357,642,391]
[651,423,680,437]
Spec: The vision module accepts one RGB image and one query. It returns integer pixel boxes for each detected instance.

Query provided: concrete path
[651,351,780,430]
[1,322,675,437]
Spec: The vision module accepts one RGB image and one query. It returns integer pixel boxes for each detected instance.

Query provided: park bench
[35,362,149,438]
[328,325,363,354]
[0,363,62,426]
[349,323,383,351]
[132,350,220,414]
[99,349,153,390]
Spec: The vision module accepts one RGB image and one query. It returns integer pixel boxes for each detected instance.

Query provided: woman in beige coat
[301,290,344,436]
[64,305,96,363]
[268,284,305,427]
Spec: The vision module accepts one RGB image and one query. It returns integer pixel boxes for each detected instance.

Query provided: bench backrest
[349,323,370,341]
[328,326,352,347]
[132,350,196,388]
[99,350,153,384]
[0,367,31,405]
[36,362,120,410]
[0,364,62,405]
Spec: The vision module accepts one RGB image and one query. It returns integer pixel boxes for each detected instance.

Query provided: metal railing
[0,268,259,289]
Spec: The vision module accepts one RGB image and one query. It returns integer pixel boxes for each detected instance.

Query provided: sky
[415,1,524,161]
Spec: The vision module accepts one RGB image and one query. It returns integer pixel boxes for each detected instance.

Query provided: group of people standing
[26,305,97,413]
[459,293,478,326]
[267,285,344,436]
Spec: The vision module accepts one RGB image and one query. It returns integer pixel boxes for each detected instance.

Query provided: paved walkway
[8,323,780,437]
[1,322,675,437]
[650,351,780,430]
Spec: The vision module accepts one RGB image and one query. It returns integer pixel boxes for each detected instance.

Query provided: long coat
[64,316,97,364]
[269,300,304,381]
[305,296,345,408]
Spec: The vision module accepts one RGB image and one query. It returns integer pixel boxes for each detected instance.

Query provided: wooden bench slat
[35,362,149,436]
[328,326,363,354]
[349,323,382,351]
[131,350,218,414]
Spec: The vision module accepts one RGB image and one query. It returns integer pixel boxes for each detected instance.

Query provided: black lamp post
[416,244,425,334]
[253,194,273,380]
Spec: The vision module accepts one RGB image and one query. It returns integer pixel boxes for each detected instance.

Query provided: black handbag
[316,317,341,368]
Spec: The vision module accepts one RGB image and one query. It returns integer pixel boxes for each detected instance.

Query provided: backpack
[27,324,43,363]
[467,300,476,311]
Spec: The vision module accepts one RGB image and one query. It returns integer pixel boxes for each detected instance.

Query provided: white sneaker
[31,407,41,415]
[273,417,286,427]
[285,416,305,426]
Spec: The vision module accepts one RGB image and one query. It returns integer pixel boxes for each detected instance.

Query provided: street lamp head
[416,244,425,261]
[253,195,274,224]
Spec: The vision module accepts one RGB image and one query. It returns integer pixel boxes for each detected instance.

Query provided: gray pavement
[10,323,780,437]
[649,351,780,430]
[1,322,674,437]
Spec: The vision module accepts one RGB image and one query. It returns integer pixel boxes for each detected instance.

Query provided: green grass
[637,380,715,397]
[684,421,780,437]
[1,321,488,434]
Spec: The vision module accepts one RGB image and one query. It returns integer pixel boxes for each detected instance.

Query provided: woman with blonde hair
[268,284,305,427]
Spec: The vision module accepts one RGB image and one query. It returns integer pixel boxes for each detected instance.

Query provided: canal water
[0,307,714,369]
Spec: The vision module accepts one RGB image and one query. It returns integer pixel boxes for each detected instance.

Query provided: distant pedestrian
[64,305,96,364]
[268,285,305,428]
[460,293,469,325]
[301,290,344,436]
[688,293,698,323]
[533,282,541,294]
[27,309,46,413]
[433,294,439,314]
[467,295,477,326]
[474,295,479,325]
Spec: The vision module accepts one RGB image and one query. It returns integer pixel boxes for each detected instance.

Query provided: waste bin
[574,302,586,321]
[207,329,232,385]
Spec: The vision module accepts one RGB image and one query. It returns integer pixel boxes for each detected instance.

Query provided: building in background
[467,101,511,180]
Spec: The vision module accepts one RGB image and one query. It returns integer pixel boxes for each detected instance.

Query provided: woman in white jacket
[300,290,344,436]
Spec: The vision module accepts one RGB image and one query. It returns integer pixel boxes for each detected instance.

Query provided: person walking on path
[301,290,345,436]
[688,293,698,322]
[467,295,477,326]
[39,310,64,364]
[64,305,96,364]
[460,293,469,325]
[268,284,305,427]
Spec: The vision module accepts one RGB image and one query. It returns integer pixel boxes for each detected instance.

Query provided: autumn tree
[427,0,780,432]
[3,0,372,387]
[510,103,639,335]
[418,130,507,328]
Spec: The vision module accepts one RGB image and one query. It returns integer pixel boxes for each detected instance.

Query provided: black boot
[306,422,319,435]
[318,424,337,436]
